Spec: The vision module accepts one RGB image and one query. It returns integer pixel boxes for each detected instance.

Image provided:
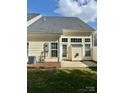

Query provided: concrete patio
[61,61,97,68]
[27,61,97,69]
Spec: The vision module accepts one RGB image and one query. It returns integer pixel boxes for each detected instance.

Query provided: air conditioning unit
[28,56,36,64]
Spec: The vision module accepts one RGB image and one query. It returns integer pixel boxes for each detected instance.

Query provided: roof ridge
[42,16,79,18]
[27,13,40,14]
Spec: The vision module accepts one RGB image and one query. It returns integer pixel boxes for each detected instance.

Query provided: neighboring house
[94,32,97,46]
[27,13,96,63]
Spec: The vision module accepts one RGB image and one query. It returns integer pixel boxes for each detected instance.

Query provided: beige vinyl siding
[63,29,93,36]
[92,47,97,61]
[28,41,59,62]
[68,45,72,60]
[29,42,43,56]
[45,58,58,62]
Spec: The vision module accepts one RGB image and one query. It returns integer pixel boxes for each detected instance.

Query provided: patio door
[71,45,82,61]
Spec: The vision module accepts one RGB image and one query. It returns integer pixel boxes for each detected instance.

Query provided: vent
[42,17,46,22]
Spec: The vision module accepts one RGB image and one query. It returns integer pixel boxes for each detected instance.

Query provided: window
[85,44,91,56]
[62,38,68,42]
[62,45,67,57]
[71,38,82,42]
[51,50,57,57]
[51,43,58,49]
[85,44,90,48]
[85,38,90,42]
[51,43,58,57]
[85,51,91,56]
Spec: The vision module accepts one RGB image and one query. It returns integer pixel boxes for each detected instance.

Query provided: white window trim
[51,42,58,57]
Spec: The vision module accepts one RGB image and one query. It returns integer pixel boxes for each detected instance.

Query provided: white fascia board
[27,14,42,27]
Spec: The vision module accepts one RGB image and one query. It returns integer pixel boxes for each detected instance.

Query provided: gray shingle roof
[27,14,95,34]
[27,13,40,21]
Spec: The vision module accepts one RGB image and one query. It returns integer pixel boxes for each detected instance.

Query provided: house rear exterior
[27,13,96,63]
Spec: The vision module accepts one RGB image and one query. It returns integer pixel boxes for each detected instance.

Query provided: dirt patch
[27,62,61,69]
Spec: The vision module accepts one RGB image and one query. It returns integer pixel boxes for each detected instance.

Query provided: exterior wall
[28,41,59,62]
[28,42,42,56]
[45,58,58,62]
[27,33,60,41]
[59,35,93,61]
[63,29,93,36]
[92,47,97,61]
[28,33,94,62]
[28,42,42,62]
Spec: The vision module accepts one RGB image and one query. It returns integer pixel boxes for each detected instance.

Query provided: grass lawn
[27,67,97,93]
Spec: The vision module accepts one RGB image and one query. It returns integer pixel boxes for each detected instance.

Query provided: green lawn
[27,67,97,93]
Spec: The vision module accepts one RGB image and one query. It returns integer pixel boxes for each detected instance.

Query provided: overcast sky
[27,0,97,30]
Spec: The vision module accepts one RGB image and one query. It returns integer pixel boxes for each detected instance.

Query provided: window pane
[51,50,58,57]
[85,44,91,56]
[62,45,67,57]
[85,51,91,56]
[62,38,68,42]
[85,38,90,42]
[71,38,82,42]
[85,44,90,48]
[51,43,58,49]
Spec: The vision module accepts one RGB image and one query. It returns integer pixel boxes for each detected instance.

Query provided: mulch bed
[27,62,61,69]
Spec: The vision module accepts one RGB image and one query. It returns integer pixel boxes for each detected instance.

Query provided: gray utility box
[44,43,49,52]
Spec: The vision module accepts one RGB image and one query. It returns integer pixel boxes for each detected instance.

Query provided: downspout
[58,38,60,62]
[92,32,95,60]
[44,45,45,62]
